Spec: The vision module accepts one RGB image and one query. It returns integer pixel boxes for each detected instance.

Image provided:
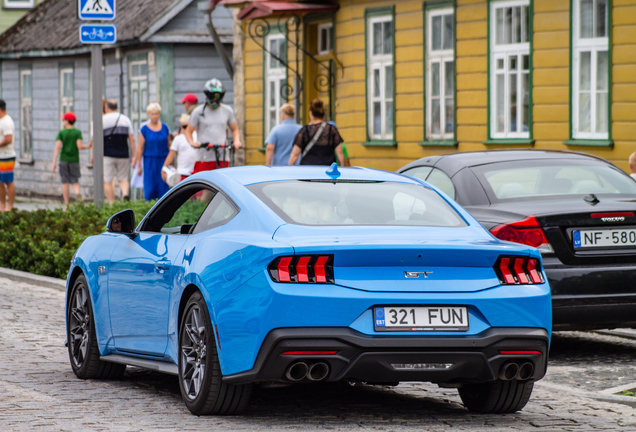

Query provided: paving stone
[2,276,636,431]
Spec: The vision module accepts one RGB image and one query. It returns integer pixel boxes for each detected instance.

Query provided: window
[60,67,74,127]
[248,181,466,227]
[317,23,333,55]
[264,34,287,139]
[366,11,394,142]
[19,68,33,161]
[402,166,456,199]
[489,0,531,140]
[192,193,238,234]
[426,7,455,141]
[129,58,149,135]
[4,0,35,9]
[571,0,609,141]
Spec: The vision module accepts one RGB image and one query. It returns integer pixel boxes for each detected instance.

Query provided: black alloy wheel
[458,380,534,413]
[67,274,126,379]
[178,291,252,415]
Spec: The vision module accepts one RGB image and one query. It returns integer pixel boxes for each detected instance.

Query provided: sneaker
[123,195,130,201]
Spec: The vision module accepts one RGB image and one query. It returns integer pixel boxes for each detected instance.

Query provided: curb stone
[0,267,66,292]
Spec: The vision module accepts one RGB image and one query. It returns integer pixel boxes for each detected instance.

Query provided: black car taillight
[268,255,334,284]
[495,256,544,285]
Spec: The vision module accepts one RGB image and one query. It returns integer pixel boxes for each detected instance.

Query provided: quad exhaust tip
[498,361,535,381]
[285,361,330,382]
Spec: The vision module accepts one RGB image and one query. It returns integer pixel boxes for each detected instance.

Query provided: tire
[458,380,534,413]
[67,274,126,380]
[178,291,252,415]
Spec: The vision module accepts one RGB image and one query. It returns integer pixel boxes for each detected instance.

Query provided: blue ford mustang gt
[66,165,551,415]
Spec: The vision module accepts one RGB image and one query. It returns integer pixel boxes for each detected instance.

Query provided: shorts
[0,158,15,184]
[104,157,130,182]
[192,161,229,174]
[59,161,81,184]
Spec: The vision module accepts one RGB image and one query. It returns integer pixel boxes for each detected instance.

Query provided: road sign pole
[91,44,104,208]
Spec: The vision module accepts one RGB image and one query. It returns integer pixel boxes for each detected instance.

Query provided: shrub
[0,200,156,279]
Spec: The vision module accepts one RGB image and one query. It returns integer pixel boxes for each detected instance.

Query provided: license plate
[374,306,469,332]
[573,228,636,248]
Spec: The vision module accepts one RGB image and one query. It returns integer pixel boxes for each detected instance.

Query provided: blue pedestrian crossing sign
[78,0,116,21]
[80,25,117,44]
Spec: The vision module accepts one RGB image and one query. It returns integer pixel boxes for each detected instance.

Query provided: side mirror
[107,209,136,236]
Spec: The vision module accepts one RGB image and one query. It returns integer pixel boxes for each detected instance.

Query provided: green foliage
[621,390,636,397]
[0,200,156,279]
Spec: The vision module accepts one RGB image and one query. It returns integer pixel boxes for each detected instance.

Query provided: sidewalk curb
[537,381,636,408]
[0,267,66,292]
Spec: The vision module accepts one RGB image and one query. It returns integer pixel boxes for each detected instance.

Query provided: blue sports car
[66,164,551,415]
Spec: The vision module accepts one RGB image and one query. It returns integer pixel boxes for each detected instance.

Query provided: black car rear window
[471,159,636,202]
[247,181,467,227]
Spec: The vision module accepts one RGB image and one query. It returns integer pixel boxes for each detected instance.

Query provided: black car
[398,150,636,331]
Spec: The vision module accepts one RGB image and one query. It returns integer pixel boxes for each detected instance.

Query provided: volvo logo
[601,217,625,222]
[404,271,433,279]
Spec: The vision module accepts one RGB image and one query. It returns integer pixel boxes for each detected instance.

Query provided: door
[107,183,215,356]
[304,20,335,122]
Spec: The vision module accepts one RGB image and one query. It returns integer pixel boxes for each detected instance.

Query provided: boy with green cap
[52,112,92,206]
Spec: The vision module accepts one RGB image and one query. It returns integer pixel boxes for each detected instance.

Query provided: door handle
[155,260,171,271]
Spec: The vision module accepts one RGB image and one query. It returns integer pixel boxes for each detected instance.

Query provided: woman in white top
[162,114,199,183]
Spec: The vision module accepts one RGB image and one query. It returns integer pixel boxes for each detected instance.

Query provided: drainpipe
[199,0,234,78]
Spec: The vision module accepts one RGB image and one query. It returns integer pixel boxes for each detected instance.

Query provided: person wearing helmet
[185,79,241,173]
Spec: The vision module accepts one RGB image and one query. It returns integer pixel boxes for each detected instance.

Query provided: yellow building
[0,0,44,34]
[223,0,636,173]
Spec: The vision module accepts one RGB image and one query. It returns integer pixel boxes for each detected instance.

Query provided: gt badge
[98,266,106,274]
[404,271,433,279]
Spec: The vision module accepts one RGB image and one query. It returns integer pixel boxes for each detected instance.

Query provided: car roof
[193,165,422,187]
[399,149,612,177]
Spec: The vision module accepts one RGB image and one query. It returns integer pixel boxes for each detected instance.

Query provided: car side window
[191,193,238,234]
[425,168,456,199]
[402,166,433,182]
[142,184,215,234]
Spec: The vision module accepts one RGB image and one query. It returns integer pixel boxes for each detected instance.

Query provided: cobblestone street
[2,277,636,431]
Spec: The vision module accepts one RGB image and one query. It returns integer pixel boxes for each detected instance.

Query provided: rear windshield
[471,159,636,201]
[247,181,467,227]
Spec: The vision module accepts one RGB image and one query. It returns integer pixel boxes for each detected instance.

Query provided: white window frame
[426,7,455,141]
[572,0,609,140]
[317,22,333,55]
[4,0,35,9]
[19,68,33,161]
[489,0,531,139]
[367,14,394,141]
[60,67,74,127]
[264,34,287,138]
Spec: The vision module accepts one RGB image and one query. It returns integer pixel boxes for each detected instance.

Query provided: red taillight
[280,351,338,356]
[499,350,542,355]
[495,256,544,285]
[490,216,549,249]
[268,255,334,284]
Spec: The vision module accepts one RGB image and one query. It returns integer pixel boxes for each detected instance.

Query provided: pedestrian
[137,102,171,200]
[185,78,242,173]
[92,100,136,204]
[265,103,302,166]
[52,112,92,207]
[162,114,198,182]
[181,93,199,115]
[288,99,344,166]
[629,152,636,180]
[0,99,16,212]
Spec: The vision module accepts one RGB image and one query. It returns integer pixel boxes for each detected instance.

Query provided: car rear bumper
[544,259,636,329]
[223,327,549,385]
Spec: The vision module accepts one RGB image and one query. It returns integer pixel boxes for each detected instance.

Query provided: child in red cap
[52,112,92,207]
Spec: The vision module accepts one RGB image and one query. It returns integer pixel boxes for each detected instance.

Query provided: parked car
[398,150,636,331]
[66,165,551,415]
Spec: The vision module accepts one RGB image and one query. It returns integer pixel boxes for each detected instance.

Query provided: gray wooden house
[0,0,233,198]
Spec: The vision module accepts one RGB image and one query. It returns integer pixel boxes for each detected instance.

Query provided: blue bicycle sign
[78,0,116,21]
[79,25,117,44]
